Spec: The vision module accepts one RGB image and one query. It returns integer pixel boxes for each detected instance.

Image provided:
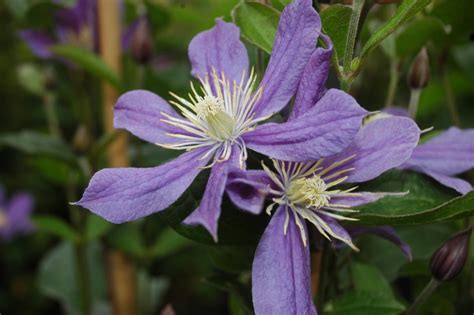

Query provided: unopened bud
[430,227,472,281]
[73,125,91,155]
[130,17,154,65]
[408,47,430,89]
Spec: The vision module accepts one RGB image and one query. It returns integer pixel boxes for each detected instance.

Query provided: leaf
[353,170,474,225]
[324,291,405,315]
[0,130,75,163]
[106,223,146,258]
[31,215,78,242]
[37,241,109,315]
[360,0,431,64]
[17,64,45,95]
[50,45,123,89]
[85,214,112,242]
[395,17,447,56]
[232,2,280,54]
[320,5,352,59]
[31,157,75,185]
[137,270,169,315]
[205,273,253,314]
[351,263,393,297]
[149,227,192,259]
[207,245,255,273]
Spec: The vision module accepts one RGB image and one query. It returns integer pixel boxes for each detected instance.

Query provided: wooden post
[97,1,136,315]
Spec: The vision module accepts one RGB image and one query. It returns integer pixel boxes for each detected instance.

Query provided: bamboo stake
[97,1,136,315]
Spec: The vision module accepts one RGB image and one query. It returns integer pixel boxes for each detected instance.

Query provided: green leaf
[137,270,169,315]
[232,2,280,54]
[85,214,112,242]
[31,215,78,242]
[17,64,46,95]
[149,227,192,259]
[50,45,123,89]
[360,0,431,65]
[353,170,474,225]
[107,223,146,258]
[37,241,109,315]
[351,263,393,297]
[31,157,75,185]
[395,17,447,56]
[0,130,75,163]
[320,5,352,59]
[324,291,406,315]
[206,273,253,314]
[207,245,255,273]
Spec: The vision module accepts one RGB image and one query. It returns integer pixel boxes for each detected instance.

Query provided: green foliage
[232,2,280,54]
[32,215,79,242]
[85,214,112,242]
[320,5,352,59]
[324,291,406,315]
[137,270,169,315]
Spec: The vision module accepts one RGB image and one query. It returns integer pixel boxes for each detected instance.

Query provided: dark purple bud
[130,17,154,65]
[430,227,472,281]
[408,47,430,89]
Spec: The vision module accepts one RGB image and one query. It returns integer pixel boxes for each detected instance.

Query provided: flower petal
[183,148,240,240]
[331,191,408,207]
[346,226,412,261]
[1,193,35,239]
[19,30,55,58]
[420,170,472,195]
[401,127,474,176]
[226,170,272,214]
[290,34,333,120]
[252,206,316,315]
[188,19,249,83]
[319,214,355,249]
[114,90,187,145]
[75,147,211,223]
[244,89,367,161]
[384,106,409,117]
[324,116,420,183]
[253,0,321,118]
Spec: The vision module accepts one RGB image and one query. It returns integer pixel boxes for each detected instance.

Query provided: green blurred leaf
[31,157,75,185]
[85,214,112,242]
[107,223,146,258]
[137,270,169,315]
[0,130,75,163]
[4,0,37,19]
[320,5,352,59]
[206,273,253,314]
[32,215,78,242]
[17,64,46,95]
[324,291,405,315]
[229,292,253,315]
[207,245,254,273]
[396,17,447,56]
[232,2,280,54]
[149,227,192,259]
[50,45,123,89]
[360,0,431,66]
[38,241,109,315]
[352,263,393,297]
[354,170,474,225]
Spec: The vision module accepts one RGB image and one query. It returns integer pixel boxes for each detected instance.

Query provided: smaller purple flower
[0,186,35,241]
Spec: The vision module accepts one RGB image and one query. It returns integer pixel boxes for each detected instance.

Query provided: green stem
[408,88,421,119]
[406,278,440,315]
[441,67,461,127]
[384,59,400,107]
[43,93,61,138]
[343,0,365,76]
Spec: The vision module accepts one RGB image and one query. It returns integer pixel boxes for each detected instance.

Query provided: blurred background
[0,0,473,314]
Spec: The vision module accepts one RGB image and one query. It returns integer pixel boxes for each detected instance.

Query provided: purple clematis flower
[226,47,421,314]
[0,186,35,241]
[75,0,369,240]
[382,107,474,194]
[19,0,97,59]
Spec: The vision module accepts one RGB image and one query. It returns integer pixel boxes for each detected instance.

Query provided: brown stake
[97,1,136,315]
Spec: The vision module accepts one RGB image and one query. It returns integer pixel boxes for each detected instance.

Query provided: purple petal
[331,191,408,207]
[114,90,186,145]
[421,170,472,195]
[1,193,35,240]
[183,148,240,240]
[75,147,211,223]
[252,206,316,315]
[324,116,420,183]
[401,127,474,176]
[19,30,55,58]
[253,0,321,118]
[384,106,409,117]
[122,18,140,50]
[226,170,272,214]
[346,226,412,261]
[188,19,248,83]
[244,89,367,162]
[290,34,333,120]
[319,214,354,248]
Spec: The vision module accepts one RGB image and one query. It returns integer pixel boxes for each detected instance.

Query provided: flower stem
[406,278,440,315]
[441,67,461,127]
[43,93,61,138]
[341,0,365,92]
[407,88,421,119]
[384,59,400,107]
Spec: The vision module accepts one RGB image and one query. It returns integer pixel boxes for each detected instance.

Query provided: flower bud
[430,227,472,281]
[72,125,91,155]
[408,47,430,89]
[130,17,154,65]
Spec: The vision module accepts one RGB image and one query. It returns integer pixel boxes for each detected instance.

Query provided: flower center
[195,95,235,140]
[287,175,331,209]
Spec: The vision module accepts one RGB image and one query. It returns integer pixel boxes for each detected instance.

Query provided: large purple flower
[19,0,97,58]
[75,0,368,240]
[226,49,421,314]
[0,186,35,241]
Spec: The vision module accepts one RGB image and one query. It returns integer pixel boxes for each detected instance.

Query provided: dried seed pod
[408,47,430,89]
[430,227,472,281]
